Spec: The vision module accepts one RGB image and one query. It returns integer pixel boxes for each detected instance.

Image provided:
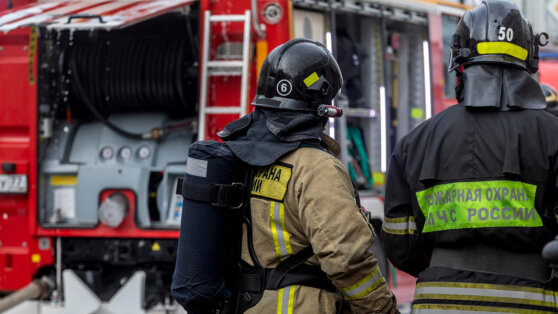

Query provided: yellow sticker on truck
[251,163,292,201]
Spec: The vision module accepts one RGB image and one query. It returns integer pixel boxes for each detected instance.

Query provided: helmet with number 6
[449,0,546,73]
[252,38,343,114]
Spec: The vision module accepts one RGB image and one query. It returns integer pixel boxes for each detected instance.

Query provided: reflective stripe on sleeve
[414,282,557,309]
[382,216,416,235]
[341,266,385,299]
[277,285,296,314]
[270,201,293,259]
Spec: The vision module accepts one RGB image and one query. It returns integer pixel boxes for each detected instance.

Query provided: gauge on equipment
[138,145,150,159]
[119,146,132,159]
[100,146,114,160]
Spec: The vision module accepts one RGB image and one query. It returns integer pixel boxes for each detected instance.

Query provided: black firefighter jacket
[382,103,558,313]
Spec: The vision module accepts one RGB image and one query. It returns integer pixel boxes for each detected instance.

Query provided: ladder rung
[207,60,244,68]
[206,107,242,114]
[210,15,248,22]
[209,69,242,77]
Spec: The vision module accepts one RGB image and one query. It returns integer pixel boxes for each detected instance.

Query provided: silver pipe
[240,10,252,116]
[0,277,53,312]
[251,0,265,38]
[56,237,62,297]
[198,10,212,141]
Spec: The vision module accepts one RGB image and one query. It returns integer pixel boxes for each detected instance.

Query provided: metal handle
[66,14,105,24]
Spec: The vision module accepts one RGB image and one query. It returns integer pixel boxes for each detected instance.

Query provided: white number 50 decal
[498,26,514,41]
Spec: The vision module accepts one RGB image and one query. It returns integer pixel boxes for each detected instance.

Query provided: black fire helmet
[449,0,548,73]
[252,38,343,115]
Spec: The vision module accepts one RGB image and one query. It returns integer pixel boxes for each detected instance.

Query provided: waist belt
[241,263,336,293]
[430,244,550,281]
[240,246,336,293]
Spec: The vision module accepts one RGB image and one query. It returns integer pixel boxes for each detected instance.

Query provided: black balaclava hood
[217,108,327,166]
[457,64,546,110]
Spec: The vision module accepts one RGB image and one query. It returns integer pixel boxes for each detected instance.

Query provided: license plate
[0,174,27,193]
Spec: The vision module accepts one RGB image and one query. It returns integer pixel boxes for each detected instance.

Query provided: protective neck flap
[218,108,327,166]
[458,64,546,110]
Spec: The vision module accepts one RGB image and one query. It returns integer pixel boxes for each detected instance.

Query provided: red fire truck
[0,0,469,312]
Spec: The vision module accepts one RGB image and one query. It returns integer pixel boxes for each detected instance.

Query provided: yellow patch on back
[251,164,292,201]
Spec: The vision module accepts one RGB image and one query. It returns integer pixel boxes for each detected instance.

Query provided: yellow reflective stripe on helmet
[412,304,552,314]
[383,216,417,235]
[341,266,385,299]
[303,72,320,87]
[270,201,293,259]
[477,41,528,61]
[277,285,296,314]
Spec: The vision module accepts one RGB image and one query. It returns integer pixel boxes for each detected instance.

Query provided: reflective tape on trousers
[416,180,542,233]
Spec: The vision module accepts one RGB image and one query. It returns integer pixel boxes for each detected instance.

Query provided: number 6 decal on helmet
[276,79,292,96]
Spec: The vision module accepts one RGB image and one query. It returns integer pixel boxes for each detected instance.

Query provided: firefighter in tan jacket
[219,38,397,314]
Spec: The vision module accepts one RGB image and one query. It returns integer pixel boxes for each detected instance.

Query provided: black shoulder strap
[265,246,337,293]
[265,246,314,289]
[240,245,336,294]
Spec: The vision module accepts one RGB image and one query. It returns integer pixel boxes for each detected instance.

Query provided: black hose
[69,55,144,140]
[69,37,191,116]
[67,37,195,139]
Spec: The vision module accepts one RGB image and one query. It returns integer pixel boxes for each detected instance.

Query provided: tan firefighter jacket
[242,141,396,314]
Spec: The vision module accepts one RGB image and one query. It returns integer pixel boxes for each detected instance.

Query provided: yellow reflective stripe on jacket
[415,282,557,308]
[277,285,296,314]
[412,303,553,314]
[383,216,416,235]
[270,201,293,259]
[341,266,385,299]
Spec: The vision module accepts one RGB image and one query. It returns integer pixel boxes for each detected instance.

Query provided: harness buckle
[212,182,244,209]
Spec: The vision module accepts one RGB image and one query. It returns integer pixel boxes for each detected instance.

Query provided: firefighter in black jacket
[382,0,558,312]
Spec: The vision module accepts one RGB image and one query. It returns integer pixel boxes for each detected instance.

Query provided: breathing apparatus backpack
[171,141,336,314]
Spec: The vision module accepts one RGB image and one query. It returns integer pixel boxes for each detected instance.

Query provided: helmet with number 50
[252,38,343,117]
[449,0,548,73]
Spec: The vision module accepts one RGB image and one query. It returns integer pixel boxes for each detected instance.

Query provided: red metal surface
[539,60,558,91]
[36,190,179,239]
[0,26,54,291]
[201,0,291,141]
[389,266,416,307]
[428,13,450,115]
[0,0,196,32]
[0,0,42,11]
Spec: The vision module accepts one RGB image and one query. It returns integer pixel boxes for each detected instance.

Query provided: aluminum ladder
[198,10,252,141]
